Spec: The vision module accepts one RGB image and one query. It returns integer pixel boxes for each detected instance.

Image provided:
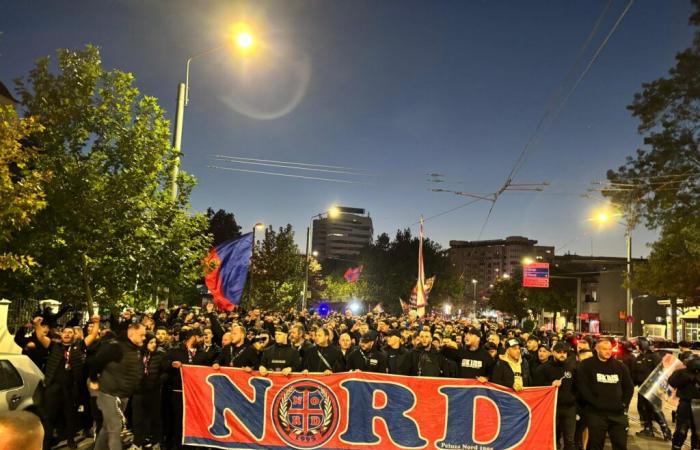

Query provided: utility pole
[170,83,186,201]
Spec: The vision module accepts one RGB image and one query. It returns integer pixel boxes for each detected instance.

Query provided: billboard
[522,262,550,288]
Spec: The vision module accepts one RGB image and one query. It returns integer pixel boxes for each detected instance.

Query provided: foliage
[0,105,49,273]
[0,45,211,309]
[206,207,241,247]
[248,224,309,311]
[604,2,700,301]
[318,274,369,302]
[488,276,527,318]
[487,272,577,320]
[324,229,464,314]
[632,217,700,302]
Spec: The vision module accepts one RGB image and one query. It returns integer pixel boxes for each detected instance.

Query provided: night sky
[1,1,694,257]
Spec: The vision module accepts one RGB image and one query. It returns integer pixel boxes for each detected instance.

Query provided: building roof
[0,81,19,105]
[450,235,537,248]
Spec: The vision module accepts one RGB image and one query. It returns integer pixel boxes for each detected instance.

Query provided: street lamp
[471,279,478,316]
[248,222,265,306]
[170,24,258,201]
[590,206,634,338]
[302,206,340,311]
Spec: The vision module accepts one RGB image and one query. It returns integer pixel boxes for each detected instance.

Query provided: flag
[372,303,384,314]
[203,232,254,311]
[343,266,363,283]
[399,298,410,314]
[416,217,427,317]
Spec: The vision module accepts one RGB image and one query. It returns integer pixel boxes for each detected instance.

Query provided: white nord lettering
[460,359,483,369]
[595,373,620,384]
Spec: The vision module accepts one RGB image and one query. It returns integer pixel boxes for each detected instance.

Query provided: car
[0,353,44,414]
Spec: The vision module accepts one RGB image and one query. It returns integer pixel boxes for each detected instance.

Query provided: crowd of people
[11,301,700,450]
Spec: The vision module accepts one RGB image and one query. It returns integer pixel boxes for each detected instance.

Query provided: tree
[0,105,49,273]
[0,45,211,309]
[604,1,700,302]
[334,229,463,314]
[632,217,700,302]
[318,274,369,302]
[248,224,306,310]
[488,275,527,318]
[206,208,241,247]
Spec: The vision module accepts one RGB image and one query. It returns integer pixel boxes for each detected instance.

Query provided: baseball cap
[505,338,521,348]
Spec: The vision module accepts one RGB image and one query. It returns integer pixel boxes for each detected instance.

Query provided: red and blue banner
[181,365,556,450]
[343,266,363,283]
[204,232,254,311]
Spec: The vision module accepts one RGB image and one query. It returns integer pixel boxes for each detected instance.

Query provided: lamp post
[249,222,265,306]
[170,28,256,201]
[472,279,478,316]
[590,208,634,339]
[302,206,340,311]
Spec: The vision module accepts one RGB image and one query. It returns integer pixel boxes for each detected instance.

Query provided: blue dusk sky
[1,1,695,257]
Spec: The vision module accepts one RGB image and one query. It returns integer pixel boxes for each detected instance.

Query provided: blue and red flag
[343,266,363,283]
[204,232,254,311]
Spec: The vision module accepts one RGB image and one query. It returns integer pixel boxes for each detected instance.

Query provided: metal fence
[6,298,40,333]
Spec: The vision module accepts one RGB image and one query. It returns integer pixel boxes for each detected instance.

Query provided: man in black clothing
[534,342,577,450]
[90,322,146,450]
[384,329,408,375]
[346,331,388,373]
[442,327,494,381]
[668,355,700,450]
[259,325,301,376]
[632,337,672,439]
[289,323,313,360]
[576,338,633,450]
[402,330,449,377]
[36,315,100,450]
[302,328,345,373]
[165,327,212,450]
[213,325,261,369]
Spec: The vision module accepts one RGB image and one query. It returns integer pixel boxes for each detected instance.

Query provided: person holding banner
[491,338,531,391]
[346,331,388,373]
[442,327,494,381]
[576,338,633,450]
[213,325,261,369]
[302,327,346,373]
[259,324,301,376]
[668,356,700,450]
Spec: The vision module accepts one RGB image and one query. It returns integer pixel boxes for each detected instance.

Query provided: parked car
[0,353,44,414]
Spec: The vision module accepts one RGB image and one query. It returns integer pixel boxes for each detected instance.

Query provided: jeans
[94,391,127,450]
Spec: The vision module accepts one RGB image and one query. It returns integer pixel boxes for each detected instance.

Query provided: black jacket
[442,346,495,379]
[346,347,388,373]
[632,351,661,385]
[216,343,260,368]
[576,356,633,413]
[260,343,301,372]
[491,356,532,389]
[302,344,346,373]
[403,346,450,377]
[385,346,408,375]
[165,344,213,391]
[44,340,87,386]
[668,369,700,401]
[534,357,577,409]
[91,339,144,398]
[139,347,168,391]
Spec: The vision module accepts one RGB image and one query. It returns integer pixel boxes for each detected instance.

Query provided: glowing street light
[170,22,259,201]
[588,205,634,338]
[521,257,535,266]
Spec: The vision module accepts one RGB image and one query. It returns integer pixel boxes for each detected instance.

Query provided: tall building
[312,207,373,261]
[449,236,554,290]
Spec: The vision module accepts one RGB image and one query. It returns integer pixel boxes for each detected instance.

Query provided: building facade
[449,236,554,291]
[312,207,373,261]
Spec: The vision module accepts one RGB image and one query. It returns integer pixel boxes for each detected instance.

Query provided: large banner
[181,365,556,450]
